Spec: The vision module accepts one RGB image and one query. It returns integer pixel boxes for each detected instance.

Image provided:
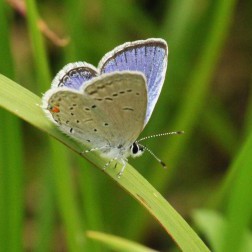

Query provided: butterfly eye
[130,142,144,157]
[131,142,139,154]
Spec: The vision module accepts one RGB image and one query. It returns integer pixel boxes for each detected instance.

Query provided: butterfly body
[42,38,168,176]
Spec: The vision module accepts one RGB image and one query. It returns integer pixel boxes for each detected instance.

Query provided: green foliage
[1,0,252,251]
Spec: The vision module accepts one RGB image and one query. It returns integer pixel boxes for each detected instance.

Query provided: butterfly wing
[42,72,147,156]
[51,62,98,90]
[98,38,168,125]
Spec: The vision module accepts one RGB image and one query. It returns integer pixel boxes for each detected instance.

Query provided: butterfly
[42,38,178,177]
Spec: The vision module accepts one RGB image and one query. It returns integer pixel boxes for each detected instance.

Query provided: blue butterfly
[43,38,175,177]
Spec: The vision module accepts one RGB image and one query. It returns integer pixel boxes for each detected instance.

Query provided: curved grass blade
[86,231,158,252]
[0,74,210,252]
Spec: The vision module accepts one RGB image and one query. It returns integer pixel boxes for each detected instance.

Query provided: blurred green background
[1,0,252,251]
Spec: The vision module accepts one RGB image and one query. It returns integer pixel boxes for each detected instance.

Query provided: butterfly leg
[114,162,118,169]
[103,157,117,171]
[117,159,126,178]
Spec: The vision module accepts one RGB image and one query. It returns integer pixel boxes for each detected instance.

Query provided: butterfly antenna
[137,131,184,143]
[139,144,167,169]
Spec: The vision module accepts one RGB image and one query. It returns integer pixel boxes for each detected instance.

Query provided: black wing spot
[88,90,98,95]
[119,91,125,94]
[104,123,109,126]
[105,97,113,101]
[70,128,73,133]
[127,89,132,92]
[58,98,62,102]
[87,140,91,143]
[94,129,97,132]
[71,112,74,116]
[70,107,74,110]
[85,108,90,111]
[66,120,69,124]
[112,93,118,96]
[76,120,80,123]
[95,98,103,101]
[136,92,140,95]
[72,104,77,106]
[123,107,134,111]
[91,105,97,108]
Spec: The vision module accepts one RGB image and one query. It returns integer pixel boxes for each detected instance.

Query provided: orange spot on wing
[50,106,60,113]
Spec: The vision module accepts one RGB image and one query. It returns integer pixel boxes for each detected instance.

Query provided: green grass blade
[23,0,59,248]
[25,0,51,92]
[0,74,210,252]
[221,131,252,252]
[193,209,224,252]
[0,111,24,252]
[209,134,252,209]
[2,113,24,252]
[0,2,24,251]
[193,209,252,252]
[154,0,238,186]
[0,109,8,252]
[63,0,87,61]
[25,0,85,250]
[86,231,158,252]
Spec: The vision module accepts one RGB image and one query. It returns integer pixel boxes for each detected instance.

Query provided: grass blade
[221,131,252,252]
[86,231,158,252]
[25,0,85,250]
[0,2,24,251]
[0,74,210,252]
[193,209,252,252]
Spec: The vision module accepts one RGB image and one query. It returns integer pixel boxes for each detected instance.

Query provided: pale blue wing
[51,62,98,90]
[98,38,168,125]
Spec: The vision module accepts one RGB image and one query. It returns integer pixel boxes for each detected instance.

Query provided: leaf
[193,209,252,252]
[86,231,158,252]
[0,74,210,252]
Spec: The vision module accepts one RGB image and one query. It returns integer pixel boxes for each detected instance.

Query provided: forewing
[98,38,168,125]
[51,62,98,90]
[43,72,147,150]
